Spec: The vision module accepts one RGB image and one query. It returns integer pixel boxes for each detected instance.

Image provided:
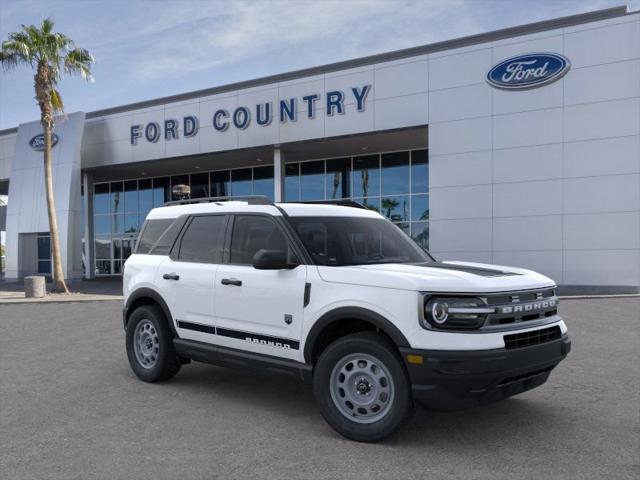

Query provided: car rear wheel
[313,331,414,442]
[126,304,180,382]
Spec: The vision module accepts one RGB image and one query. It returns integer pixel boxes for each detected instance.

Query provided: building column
[273,147,285,202]
[83,172,95,279]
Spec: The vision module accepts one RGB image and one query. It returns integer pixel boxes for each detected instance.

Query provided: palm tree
[0,18,94,292]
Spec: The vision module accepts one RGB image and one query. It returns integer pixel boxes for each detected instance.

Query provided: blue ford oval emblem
[29,133,59,151]
[487,53,570,90]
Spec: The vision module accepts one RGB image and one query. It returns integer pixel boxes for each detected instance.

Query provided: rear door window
[177,215,228,264]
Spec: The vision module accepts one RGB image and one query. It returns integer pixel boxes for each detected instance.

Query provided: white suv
[123,196,570,442]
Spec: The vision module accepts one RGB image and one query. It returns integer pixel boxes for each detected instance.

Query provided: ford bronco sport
[123,196,570,442]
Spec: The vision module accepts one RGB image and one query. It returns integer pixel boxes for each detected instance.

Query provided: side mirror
[252,249,298,270]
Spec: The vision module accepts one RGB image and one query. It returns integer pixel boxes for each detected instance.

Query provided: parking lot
[0,297,638,479]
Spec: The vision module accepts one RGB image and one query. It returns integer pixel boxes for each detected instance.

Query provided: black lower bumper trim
[400,334,571,410]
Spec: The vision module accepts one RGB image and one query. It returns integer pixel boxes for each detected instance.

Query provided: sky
[0,0,636,130]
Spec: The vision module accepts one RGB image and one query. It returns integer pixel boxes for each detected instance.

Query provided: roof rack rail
[284,199,367,209]
[164,195,274,207]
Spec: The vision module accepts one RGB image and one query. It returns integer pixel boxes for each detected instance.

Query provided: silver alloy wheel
[133,319,159,369]
[329,352,395,424]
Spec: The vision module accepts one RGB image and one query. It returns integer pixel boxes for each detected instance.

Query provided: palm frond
[64,47,94,81]
[50,88,64,113]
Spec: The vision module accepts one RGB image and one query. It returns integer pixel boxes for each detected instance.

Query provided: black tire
[125,304,181,382]
[313,331,414,442]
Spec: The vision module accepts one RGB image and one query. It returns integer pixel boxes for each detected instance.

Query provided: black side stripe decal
[177,320,300,350]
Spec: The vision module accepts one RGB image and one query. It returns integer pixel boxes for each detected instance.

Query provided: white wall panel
[373,93,428,131]
[429,218,492,252]
[493,108,562,149]
[491,33,563,60]
[429,116,491,155]
[493,215,562,251]
[492,80,563,115]
[563,174,640,214]
[564,20,640,68]
[564,212,640,250]
[428,83,491,123]
[429,150,492,188]
[564,98,640,142]
[429,184,492,220]
[564,60,640,106]
[493,179,562,217]
[428,48,492,90]
[374,60,427,100]
[325,102,374,138]
[493,143,562,183]
[564,135,640,178]
[563,250,640,286]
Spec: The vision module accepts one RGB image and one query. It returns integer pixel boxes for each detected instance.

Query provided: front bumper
[400,334,571,410]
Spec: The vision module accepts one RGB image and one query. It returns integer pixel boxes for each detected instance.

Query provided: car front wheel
[313,331,414,442]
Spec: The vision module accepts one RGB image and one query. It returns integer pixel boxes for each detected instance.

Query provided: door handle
[162,273,180,281]
[221,278,242,287]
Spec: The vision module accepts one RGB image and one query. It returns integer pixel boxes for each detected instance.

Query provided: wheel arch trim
[303,306,410,363]
[124,287,178,337]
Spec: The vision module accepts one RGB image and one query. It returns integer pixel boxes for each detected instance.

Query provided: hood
[317,261,555,293]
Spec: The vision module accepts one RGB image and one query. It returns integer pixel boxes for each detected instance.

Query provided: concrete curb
[0,295,123,305]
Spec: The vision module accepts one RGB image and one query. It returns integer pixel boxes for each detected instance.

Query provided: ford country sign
[487,53,570,90]
[29,133,59,151]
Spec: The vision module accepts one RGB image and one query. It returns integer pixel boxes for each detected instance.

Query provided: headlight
[422,296,494,330]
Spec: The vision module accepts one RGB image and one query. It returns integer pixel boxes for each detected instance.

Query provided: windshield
[288,216,434,266]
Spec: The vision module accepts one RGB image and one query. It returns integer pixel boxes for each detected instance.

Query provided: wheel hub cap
[133,319,159,369]
[329,353,395,424]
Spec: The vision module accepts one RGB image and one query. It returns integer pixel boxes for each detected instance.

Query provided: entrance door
[214,214,306,360]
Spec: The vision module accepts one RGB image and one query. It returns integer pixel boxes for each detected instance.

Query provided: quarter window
[178,215,227,263]
[229,216,289,265]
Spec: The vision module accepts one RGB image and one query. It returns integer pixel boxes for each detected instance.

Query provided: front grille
[503,326,561,350]
[482,288,558,328]
[497,366,555,387]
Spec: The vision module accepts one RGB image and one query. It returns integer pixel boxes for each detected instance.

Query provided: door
[156,214,228,344]
[214,214,307,360]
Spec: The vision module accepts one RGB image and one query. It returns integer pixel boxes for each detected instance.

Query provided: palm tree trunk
[43,123,68,293]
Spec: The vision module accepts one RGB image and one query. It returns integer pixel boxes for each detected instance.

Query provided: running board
[173,338,313,382]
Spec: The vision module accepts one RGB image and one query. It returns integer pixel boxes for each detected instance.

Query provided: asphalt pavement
[0,297,638,480]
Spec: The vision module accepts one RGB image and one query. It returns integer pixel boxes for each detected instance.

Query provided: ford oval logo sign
[487,53,570,90]
[29,133,59,151]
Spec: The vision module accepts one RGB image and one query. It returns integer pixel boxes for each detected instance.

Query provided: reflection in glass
[231,168,252,196]
[301,161,325,200]
[381,152,409,195]
[190,173,209,198]
[411,222,429,250]
[352,155,380,199]
[112,214,124,234]
[94,215,111,235]
[94,183,110,214]
[381,196,409,222]
[171,175,190,200]
[124,180,138,213]
[253,166,274,200]
[411,194,429,221]
[95,236,111,259]
[211,171,230,197]
[285,164,300,201]
[411,149,428,193]
[37,235,51,260]
[153,177,170,207]
[138,179,153,217]
[326,158,350,199]
[95,260,112,275]
[124,213,139,233]
[110,182,123,215]
[38,260,51,274]
[113,238,122,260]
[395,223,410,237]
[353,197,380,212]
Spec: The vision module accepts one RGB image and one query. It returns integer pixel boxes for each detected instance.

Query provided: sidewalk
[0,277,123,304]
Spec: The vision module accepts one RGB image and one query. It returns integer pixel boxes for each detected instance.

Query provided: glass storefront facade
[91,149,428,275]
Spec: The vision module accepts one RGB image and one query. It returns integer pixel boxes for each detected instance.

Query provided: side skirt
[173,338,313,383]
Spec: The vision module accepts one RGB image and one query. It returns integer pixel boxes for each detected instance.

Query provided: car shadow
[139,361,567,446]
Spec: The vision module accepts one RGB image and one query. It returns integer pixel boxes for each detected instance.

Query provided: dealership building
[0,5,638,293]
